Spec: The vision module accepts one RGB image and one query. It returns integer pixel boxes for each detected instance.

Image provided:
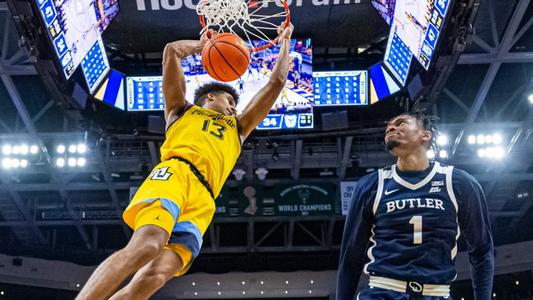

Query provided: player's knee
[139,269,170,290]
[124,228,166,263]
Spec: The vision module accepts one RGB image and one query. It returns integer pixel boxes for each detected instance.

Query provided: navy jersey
[365,162,459,282]
[336,162,494,300]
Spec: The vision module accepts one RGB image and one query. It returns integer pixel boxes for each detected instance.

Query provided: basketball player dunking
[337,112,494,300]
[76,24,294,300]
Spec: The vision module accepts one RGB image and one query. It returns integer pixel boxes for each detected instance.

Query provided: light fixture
[77,144,87,154]
[57,145,66,154]
[436,135,448,146]
[477,149,486,158]
[232,168,246,181]
[309,290,313,294]
[427,150,435,160]
[310,280,314,284]
[319,168,334,176]
[19,144,29,155]
[77,158,86,167]
[216,282,220,286]
[20,159,28,168]
[30,145,39,154]
[68,157,77,167]
[11,159,20,168]
[2,145,11,155]
[467,135,476,144]
[285,291,288,294]
[192,282,196,286]
[492,133,502,144]
[194,292,197,295]
[56,158,65,167]
[241,281,245,285]
[260,291,264,295]
[76,283,80,288]
[439,150,448,159]
[260,281,264,285]
[12,146,20,154]
[255,168,268,180]
[476,135,485,145]
[2,158,11,169]
[528,94,533,104]
[515,280,519,285]
[68,144,77,153]
[242,291,246,295]
[285,280,289,284]
[217,291,221,295]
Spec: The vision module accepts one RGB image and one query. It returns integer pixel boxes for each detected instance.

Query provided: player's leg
[75,224,168,300]
[109,246,188,300]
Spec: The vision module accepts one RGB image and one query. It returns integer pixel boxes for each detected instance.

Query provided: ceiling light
[477,149,486,158]
[20,159,28,168]
[77,158,86,167]
[476,135,485,145]
[77,144,87,154]
[11,159,20,168]
[56,158,65,168]
[19,144,29,155]
[492,133,502,144]
[68,157,77,167]
[427,150,435,160]
[439,150,448,159]
[467,135,476,144]
[2,158,11,169]
[30,145,39,154]
[12,146,20,154]
[528,94,533,104]
[2,145,11,155]
[436,135,448,146]
[68,144,77,153]
[57,145,66,154]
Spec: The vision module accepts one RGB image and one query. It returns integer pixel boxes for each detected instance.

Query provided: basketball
[202,33,251,82]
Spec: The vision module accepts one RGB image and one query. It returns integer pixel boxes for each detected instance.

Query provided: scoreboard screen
[81,38,110,94]
[312,71,368,106]
[126,76,164,111]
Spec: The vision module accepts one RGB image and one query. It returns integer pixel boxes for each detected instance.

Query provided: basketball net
[197,0,290,52]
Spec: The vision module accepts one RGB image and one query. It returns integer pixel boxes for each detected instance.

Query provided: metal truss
[451,0,533,157]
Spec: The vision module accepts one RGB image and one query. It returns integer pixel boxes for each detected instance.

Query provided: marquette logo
[136,0,363,11]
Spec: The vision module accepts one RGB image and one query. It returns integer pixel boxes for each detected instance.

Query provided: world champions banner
[105,0,387,52]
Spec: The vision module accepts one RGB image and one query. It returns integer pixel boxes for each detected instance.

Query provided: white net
[197,0,289,51]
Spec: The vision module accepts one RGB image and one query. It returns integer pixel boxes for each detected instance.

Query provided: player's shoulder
[450,166,478,183]
[356,169,380,190]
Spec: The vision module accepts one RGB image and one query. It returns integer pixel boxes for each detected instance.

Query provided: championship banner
[215,183,338,217]
[340,181,358,215]
[273,183,337,216]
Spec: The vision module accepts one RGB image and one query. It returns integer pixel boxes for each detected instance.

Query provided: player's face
[205,92,237,116]
[385,115,431,156]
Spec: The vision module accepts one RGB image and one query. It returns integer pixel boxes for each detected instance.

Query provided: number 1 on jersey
[409,215,423,244]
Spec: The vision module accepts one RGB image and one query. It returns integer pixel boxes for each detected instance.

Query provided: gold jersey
[160,105,241,198]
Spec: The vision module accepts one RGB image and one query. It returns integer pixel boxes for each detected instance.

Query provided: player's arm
[162,32,211,122]
[336,173,377,300]
[237,24,293,140]
[454,169,494,300]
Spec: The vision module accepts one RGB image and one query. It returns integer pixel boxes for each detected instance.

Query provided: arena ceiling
[0,0,532,277]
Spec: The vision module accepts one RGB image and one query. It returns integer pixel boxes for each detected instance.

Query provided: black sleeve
[336,172,378,300]
[454,169,494,300]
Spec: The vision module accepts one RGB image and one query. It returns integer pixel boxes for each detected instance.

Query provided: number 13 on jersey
[202,120,226,140]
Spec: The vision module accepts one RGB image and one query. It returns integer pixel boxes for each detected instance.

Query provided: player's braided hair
[193,82,240,106]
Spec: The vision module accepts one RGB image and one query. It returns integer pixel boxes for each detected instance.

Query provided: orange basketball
[202,33,251,82]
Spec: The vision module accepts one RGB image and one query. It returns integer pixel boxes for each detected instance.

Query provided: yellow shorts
[123,159,215,276]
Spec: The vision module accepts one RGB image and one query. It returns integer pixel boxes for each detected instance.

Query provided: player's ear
[422,130,432,143]
[206,93,216,102]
